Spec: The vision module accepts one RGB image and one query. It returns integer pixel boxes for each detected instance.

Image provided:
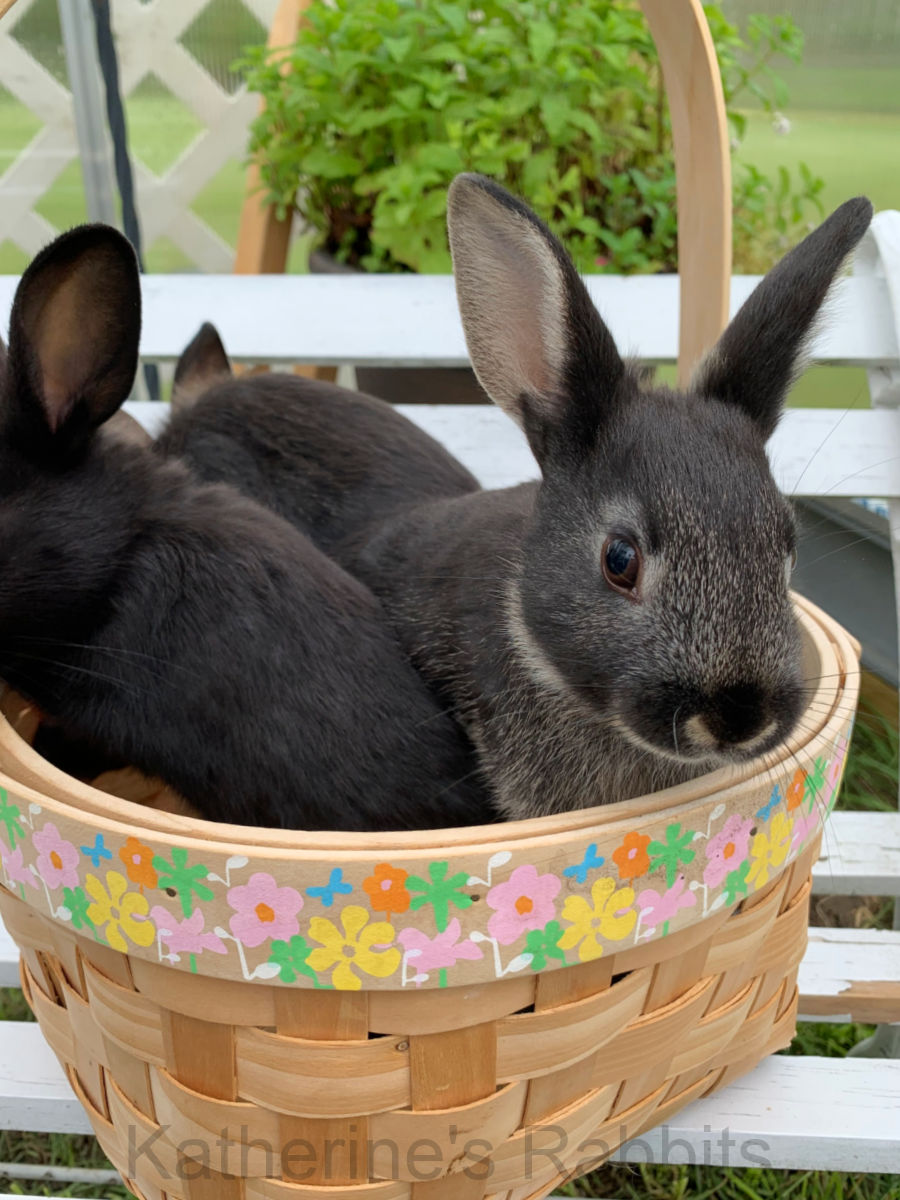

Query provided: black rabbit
[0,224,491,830]
[158,323,479,558]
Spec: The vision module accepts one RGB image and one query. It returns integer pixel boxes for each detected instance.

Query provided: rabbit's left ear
[5,224,140,452]
[173,322,232,413]
[447,173,626,467]
[692,197,872,440]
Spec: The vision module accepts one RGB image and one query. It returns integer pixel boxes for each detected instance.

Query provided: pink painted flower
[637,875,696,934]
[227,872,303,948]
[0,837,37,891]
[703,815,754,889]
[150,905,227,959]
[33,822,80,890]
[486,864,561,946]
[397,918,483,976]
[791,808,821,854]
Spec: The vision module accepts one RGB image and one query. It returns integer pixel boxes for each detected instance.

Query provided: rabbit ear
[693,197,873,440]
[173,322,232,413]
[447,173,625,465]
[5,224,140,453]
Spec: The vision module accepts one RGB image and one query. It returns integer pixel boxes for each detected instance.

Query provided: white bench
[0,212,900,1190]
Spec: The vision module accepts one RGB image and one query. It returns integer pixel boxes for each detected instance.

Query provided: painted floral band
[0,735,848,991]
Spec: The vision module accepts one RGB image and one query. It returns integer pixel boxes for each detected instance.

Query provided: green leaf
[394,84,424,112]
[527,20,557,65]
[300,148,364,179]
[415,143,464,173]
[384,36,413,63]
[436,3,467,36]
[539,95,572,141]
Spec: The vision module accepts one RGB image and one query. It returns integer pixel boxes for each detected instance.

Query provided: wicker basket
[0,593,858,1200]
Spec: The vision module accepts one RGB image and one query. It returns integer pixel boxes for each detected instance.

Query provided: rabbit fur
[0,224,492,830]
[161,177,873,820]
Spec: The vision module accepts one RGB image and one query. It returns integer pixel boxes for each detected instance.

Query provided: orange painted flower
[612,832,652,881]
[118,836,158,890]
[363,863,410,915]
[786,768,806,811]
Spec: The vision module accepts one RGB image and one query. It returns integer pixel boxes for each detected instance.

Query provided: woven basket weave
[0,594,858,1200]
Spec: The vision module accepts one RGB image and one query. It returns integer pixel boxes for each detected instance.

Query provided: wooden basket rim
[0,593,856,862]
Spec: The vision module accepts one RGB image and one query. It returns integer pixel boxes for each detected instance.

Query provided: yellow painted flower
[558,876,636,963]
[306,904,400,990]
[85,870,154,952]
[747,812,794,890]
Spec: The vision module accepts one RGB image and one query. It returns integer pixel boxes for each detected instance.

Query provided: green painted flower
[61,885,94,931]
[524,920,567,972]
[804,757,827,813]
[406,861,473,932]
[152,847,213,918]
[647,823,696,887]
[0,789,25,850]
[268,935,320,984]
[723,860,750,906]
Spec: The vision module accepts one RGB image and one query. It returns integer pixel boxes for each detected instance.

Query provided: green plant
[239,0,824,274]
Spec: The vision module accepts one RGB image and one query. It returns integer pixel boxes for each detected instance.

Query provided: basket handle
[235,0,311,276]
[639,0,732,384]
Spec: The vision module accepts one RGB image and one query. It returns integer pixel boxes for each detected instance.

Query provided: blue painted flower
[81,834,113,869]
[756,785,782,822]
[563,843,605,885]
[307,867,353,908]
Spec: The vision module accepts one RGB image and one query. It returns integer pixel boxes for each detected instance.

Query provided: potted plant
[239,0,823,402]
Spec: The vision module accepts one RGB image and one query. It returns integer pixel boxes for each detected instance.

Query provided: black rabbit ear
[693,197,873,440]
[173,321,232,413]
[447,174,625,466]
[4,224,140,454]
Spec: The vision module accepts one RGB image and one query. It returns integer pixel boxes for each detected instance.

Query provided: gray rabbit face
[516,386,803,770]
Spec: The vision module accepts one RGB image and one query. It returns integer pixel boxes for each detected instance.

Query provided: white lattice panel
[0,0,279,269]
[0,0,78,257]
[110,0,278,271]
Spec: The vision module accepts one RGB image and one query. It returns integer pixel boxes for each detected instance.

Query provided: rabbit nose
[686,684,776,753]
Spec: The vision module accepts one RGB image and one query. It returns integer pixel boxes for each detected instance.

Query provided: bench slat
[801,927,900,1023]
[616,1056,900,1173]
[813,811,900,895]
[1,272,897,367]
[0,1022,83,1134]
[0,1021,896,1172]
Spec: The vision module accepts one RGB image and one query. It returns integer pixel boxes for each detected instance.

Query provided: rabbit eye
[603,537,641,596]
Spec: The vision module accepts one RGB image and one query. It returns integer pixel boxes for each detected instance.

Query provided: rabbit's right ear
[448,174,625,466]
[692,197,873,440]
[4,224,140,455]
[173,322,232,413]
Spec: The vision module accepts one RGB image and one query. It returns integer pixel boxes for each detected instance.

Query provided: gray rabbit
[160,176,872,819]
[348,176,872,816]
